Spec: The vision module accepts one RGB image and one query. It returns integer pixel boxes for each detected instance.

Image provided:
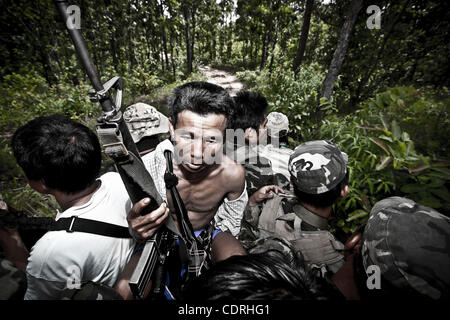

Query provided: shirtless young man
[115,82,247,299]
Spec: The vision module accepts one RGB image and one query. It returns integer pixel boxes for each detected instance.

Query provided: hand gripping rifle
[53,0,180,299]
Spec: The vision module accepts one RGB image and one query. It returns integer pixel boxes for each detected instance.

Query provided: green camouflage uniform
[234,143,275,197]
[362,196,450,299]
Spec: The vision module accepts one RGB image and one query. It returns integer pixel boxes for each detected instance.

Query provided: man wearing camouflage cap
[123,102,170,156]
[361,196,450,299]
[238,140,349,278]
[259,111,293,186]
[332,196,450,300]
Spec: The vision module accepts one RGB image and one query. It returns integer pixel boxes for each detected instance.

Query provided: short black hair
[11,114,101,194]
[293,171,349,208]
[232,90,268,131]
[182,250,331,300]
[167,81,235,128]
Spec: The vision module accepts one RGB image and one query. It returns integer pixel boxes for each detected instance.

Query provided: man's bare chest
[166,178,227,213]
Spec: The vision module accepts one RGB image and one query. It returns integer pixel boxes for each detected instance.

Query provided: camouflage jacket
[238,195,345,276]
[234,144,275,197]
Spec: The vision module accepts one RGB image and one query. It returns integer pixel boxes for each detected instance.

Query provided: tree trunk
[320,0,363,101]
[293,0,314,75]
[259,30,268,70]
[226,24,232,60]
[268,30,278,74]
[212,30,217,61]
[353,0,410,104]
[183,3,193,74]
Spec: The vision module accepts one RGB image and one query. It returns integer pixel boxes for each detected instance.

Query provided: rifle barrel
[54,0,113,112]
[53,0,139,157]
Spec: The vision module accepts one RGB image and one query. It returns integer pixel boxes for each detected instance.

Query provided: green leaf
[376,155,392,171]
[379,112,390,131]
[428,178,446,188]
[346,210,369,222]
[417,194,442,208]
[430,188,450,201]
[391,120,401,140]
[409,164,430,173]
[400,184,423,194]
[430,167,450,179]
[369,137,390,155]
[402,131,411,142]
[378,135,393,142]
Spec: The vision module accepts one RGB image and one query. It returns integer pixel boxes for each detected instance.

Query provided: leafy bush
[237,63,328,142]
[0,72,97,134]
[0,72,99,216]
[319,89,449,237]
[365,86,450,159]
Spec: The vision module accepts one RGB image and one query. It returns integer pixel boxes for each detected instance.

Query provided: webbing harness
[163,150,210,282]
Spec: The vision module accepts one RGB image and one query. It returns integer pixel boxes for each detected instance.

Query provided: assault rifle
[53,0,179,299]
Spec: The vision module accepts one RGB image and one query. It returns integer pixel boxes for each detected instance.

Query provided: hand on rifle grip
[127,198,169,242]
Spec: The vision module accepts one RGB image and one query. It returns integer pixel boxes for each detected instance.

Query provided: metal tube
[54,0,113,112]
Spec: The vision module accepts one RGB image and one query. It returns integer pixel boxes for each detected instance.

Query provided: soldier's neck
[300,202,332,219]
[53,181,101,212]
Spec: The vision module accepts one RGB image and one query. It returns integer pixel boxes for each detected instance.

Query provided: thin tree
[293,0,314,75]
[320,0,363,101]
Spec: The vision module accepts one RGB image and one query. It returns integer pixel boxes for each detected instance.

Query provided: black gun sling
[50,216,132,238]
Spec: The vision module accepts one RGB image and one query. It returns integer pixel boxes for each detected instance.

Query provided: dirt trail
[198,65,243,96]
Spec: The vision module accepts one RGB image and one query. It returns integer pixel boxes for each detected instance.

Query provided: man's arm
[0,202,29,273]
[214,161,248,237]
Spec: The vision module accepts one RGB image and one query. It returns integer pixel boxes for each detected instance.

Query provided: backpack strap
[258,194,283,234]
[50,216,132,238]
[292,204,329,230]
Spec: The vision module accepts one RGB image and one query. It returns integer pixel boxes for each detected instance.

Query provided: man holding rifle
[116,82,248,299]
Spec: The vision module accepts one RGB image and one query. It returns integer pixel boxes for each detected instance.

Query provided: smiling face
[170,110,227,173]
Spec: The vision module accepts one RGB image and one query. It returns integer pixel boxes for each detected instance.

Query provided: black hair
[167,81,235,128]
[293,171,349,209]
[182,250,333,300]
[11,114,101,194]
[232,90,268,131]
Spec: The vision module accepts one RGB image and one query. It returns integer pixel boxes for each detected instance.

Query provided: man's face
[170,110,227,173]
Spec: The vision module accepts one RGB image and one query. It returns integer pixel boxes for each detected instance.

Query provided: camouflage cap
[266,112,289,138]
[362,196,450,299]
[288,140,348,194]
[123,103,169,143]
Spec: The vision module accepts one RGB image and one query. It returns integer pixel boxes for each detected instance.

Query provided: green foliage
[237,62,328,142]
[0,72,97,134]
[364,86,450,158]
[317,87,450,236]
[0,72,98,215]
